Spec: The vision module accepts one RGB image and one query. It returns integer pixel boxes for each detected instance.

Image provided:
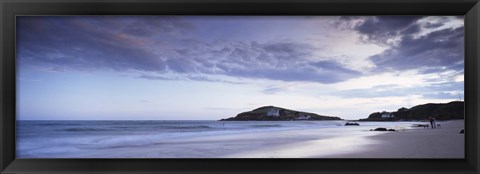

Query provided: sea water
[16,120,427,158]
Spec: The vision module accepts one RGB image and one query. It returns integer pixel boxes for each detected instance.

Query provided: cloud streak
[330,81,463,99]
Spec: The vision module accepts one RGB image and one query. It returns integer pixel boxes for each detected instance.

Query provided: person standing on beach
[428,117,436,129]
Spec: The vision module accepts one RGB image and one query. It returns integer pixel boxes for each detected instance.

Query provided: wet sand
[320,120,464,158]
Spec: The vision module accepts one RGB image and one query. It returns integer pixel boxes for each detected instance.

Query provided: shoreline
[320,120,464,158]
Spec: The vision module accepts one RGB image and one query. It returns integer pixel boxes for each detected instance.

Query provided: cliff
[359,101,464,121]
[220,106,342,121]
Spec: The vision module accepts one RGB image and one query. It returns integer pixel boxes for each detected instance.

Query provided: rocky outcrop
[345,122,360,126]
[220,106,342,121]
[359,101,464,121]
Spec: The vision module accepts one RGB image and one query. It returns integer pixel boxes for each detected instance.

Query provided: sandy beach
[322,120,465,158]
[221,120,464,158]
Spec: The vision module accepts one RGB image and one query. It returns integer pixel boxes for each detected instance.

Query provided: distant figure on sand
[428,117,437,129]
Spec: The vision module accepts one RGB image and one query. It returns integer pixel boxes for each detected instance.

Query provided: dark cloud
[17,16,173,72]
[400,24,421,35]
[340,16,464,73]
[341,16,424,45]
[369,27,464,72]
[261,42,314,60]
[122,16,194,37]
[424,22,444,29]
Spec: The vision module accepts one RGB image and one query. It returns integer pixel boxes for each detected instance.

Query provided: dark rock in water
[345,122,359,126]
[387,129,396,131]
[460,129,464,134]
[371,127,388,131]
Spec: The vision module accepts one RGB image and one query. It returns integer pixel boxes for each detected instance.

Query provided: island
[220,106,342,121]
[359,101,464,121]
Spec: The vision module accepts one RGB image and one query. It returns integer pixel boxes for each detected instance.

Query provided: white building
[295,115,311,120]
[266,108,280,117]
[381,111,394,118]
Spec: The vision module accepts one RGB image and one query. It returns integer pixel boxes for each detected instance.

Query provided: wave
[250,124,283,128]
[160,125,211,129]
[60,128,112,132]
[40,123,81,126]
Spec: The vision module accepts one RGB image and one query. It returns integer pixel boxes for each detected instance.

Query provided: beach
[322,120,465,158]
[16,120,464,158]
[217,120,464,158]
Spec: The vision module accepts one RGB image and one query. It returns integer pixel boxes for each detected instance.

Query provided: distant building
[381,111,394,118]
[266,108,280,117]
[295,115,311,120]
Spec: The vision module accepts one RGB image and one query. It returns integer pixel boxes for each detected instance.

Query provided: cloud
[186,75,245,84]
[122,16,195,37]
[204,42,361,83]
[340,16,423,45]
[261,86,286,94]
[221,60,361,84]
[48,67,66,72]
[138,74,177,81]
[138,74,244,85]
[340,16,464,74]
[426,81,464,91]
[369,27,464,72]
[18,16,362,84]
[17,16,173,72]
[424,22,444,29]
[18,16,462,85]
[422,92,461,99]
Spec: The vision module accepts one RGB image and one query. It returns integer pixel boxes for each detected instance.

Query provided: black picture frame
[1,0,479,173]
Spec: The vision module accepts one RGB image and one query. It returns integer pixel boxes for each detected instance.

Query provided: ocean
[16,120,427,158]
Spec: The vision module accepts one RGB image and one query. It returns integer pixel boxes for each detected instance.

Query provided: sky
[16,16,464,120]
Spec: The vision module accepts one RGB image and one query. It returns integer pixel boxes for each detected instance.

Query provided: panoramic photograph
[16,16,464,158]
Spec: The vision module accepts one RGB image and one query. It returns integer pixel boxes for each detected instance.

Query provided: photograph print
[16,16,465,158]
